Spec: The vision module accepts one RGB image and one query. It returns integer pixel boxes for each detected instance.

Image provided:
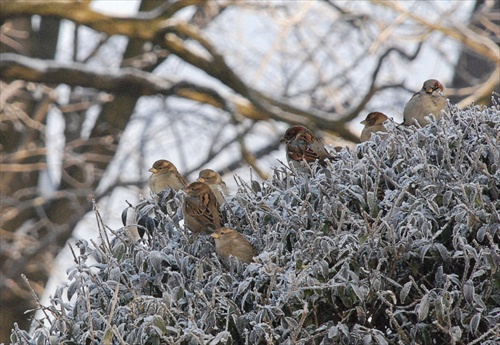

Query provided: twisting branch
[0,1,204,40]
[0,53,359,141]
[371,0,499,62]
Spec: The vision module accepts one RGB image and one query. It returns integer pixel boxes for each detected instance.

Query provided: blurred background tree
[0,0,498,341]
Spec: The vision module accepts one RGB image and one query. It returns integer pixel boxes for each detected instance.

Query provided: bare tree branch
[0,53,360,141]
[0,1,204,40]
[372,0,499,62]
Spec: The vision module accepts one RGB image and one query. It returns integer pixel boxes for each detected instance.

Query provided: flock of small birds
[145,160,256,264]
[127,79,448,265]
[360,79,447,142]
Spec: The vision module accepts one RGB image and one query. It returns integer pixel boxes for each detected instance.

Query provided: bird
[360,112,389,142]
[281,125,336,170]
[183,181,222,235]
[197,169,228,205]
[148,159,188,194]
[211,227,256,264]
[403,79,448,127]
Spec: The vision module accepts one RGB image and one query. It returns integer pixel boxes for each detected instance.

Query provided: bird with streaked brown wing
[183,181,221,235]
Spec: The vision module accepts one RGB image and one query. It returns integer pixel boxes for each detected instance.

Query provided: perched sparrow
[360,112,389,142]
[197,169,228,205]
[148,160,188,194]
[211,227,256,263]
[183,181,221,235]
[282,125,336,169]
[403,79,448,126]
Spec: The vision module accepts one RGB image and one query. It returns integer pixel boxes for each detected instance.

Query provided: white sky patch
[90,0,140,16]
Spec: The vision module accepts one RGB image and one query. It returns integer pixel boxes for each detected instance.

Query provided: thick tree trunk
[449,0,499,105]
[0,16,60,342]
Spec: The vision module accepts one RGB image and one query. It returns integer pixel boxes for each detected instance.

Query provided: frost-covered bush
[11,104,500,345]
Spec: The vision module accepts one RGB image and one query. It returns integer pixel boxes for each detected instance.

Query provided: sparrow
[197,169,228,205]
[403,79,448,126]
[281,125,336,169]
[360,112,389,142]
[211,227,256,263]
[183,181,221,235]
[148,159,188,194]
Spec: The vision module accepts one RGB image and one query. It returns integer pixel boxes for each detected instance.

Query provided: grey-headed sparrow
[183,181,221,235]
[197,169,228,205]
[211,227,256,263]
[403,79,448,127]
[360,112,389,142]
[148,159,188,194]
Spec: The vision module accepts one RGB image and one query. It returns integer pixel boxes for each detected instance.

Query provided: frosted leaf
[374,332,388,345]
[463,279,475,304]
[400,281,412,304]
[450,326,462,342]
[469,313,481,335]
[209,331,232,344]
[417,293,430,321]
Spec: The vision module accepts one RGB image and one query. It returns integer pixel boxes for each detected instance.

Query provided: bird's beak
[148,168,157,173]
[425,88,433,94]
[360,120,367,125]
[210,233,219,239]
[197,178,205,183]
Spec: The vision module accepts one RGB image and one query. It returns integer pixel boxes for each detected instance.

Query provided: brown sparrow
[211,227,256,263]
[282,125,336,169]
[183,181,221,235]
[148,160,188,194]
[403,79,448,126]
[197,169,228,205]
[360,112,389,142]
